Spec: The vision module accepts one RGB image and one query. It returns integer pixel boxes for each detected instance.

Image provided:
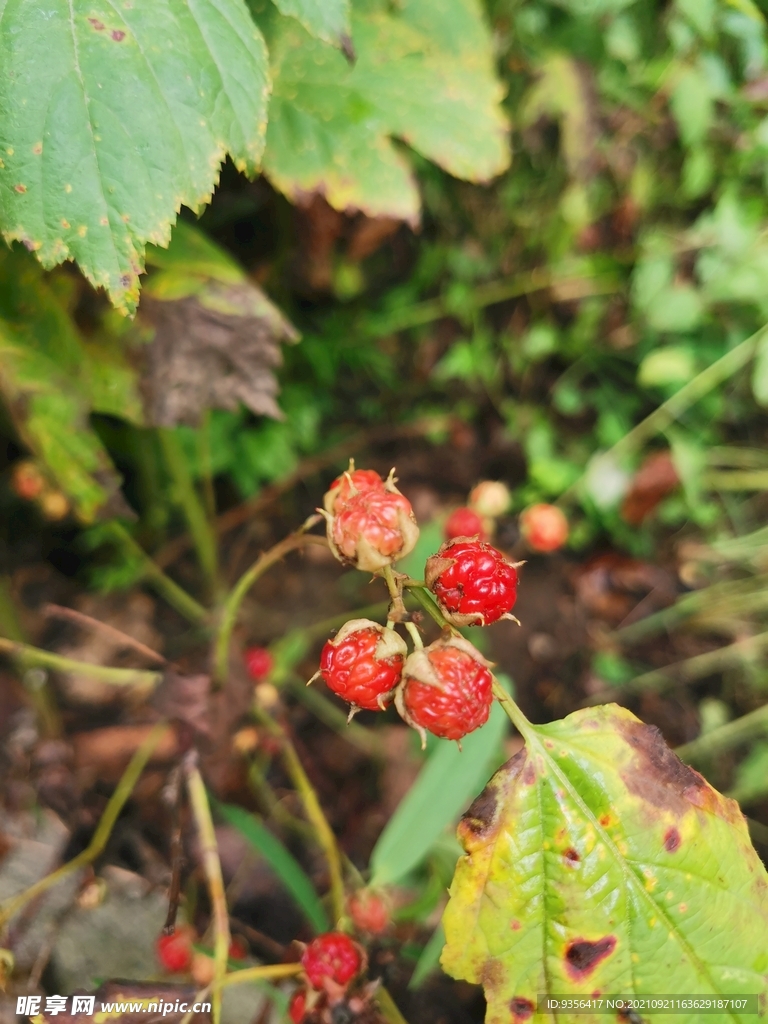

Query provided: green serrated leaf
[215,800,329,934]
[272,0,350,45]
[0,246,135,522]
[369,679,510,888]
[442,704,768,1022]
[263,0,510,224]
[0,0,270,314]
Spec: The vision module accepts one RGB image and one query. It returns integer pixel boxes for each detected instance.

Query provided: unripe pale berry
[396,635,493,745]
[244,646,274,681]
[323,470,419,573]
[324,461,385,514]
[317,619,407,712]
[301,932,364,990]
[520,503,569,552]
[444,506,486,542]
[39,491,70,521]
[469,480,511,518]
[425,539,520,627]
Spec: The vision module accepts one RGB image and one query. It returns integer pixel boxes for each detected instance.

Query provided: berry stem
[214,517,326,684]
[408,585,453,631]
[381,564,408,622]
[491,678,534,742]
[0,721,167,934]
[405,622,424,650]
[220,962,303,987]
[185,756,231,1024]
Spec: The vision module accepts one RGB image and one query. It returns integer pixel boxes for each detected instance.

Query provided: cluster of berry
[311,466,524,745]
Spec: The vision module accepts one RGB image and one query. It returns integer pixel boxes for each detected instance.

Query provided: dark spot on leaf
[522,761,536,785]
[340,33,356,64]
[14,184,26,193]
[565,936,616,979]
[563,847,580,864]
[619,719,725,818]
[461,784,499,838]
[599,813,612,826]
[88,17,105,29]
[510,919,521,931]
[510,997,534,1021]
[664,827,681,852]
[111,30,125,41]
[120,275,131,287]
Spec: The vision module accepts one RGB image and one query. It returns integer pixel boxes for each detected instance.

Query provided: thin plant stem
[255,710,345,925]
[703,470,768,491]
[0,721,167,932]
[221,962,302,987]
[109,522,209,625]
[405,622,424,649]
[199,412,218,524]
[375,985,412,1024]
[408,585,451,630]
[43,603,167,665]
[214,520,326,684]
[0,581,61,737]
[675,702,768,763]
[0,636,162,689]
[613,574,768,643]
[585,631,768,705]
[491,678,535,741]
[185,760,230,1024]
[560,325,767,503]
[159,428,219,597]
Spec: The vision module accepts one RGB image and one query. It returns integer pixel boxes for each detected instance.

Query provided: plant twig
[109,522,209,625]
[214,520,326,684]
[43,603,167,666]
[675,703,768,763]
[0,721,167,933]
[0,636,162,689]
[185,758,230,1024]
[585,631,768,705]
[159,428,220,597]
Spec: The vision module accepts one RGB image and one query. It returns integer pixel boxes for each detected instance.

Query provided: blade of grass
[215,800,329,934]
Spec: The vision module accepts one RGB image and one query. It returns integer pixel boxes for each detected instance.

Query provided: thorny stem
[159,428,220,599]
[214,519,326,684]
[185,760,230,1024]
[0,637,162,690]
[109,522,209,626]
[0,721,167,933]
[255,709,346,925]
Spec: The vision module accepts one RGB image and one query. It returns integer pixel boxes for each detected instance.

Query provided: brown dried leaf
[621,450,680,525]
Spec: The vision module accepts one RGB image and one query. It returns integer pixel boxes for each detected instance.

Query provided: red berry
[520,504,569,552]
[289,990,307,1023]
[244,646,274,681]
[318,619,406,711]
[322,469,419,573]
[396,636,493,745]
[425,539,519,626]
[324,463,385,514]
[156,929,193,973]
[228,936,248,960]
[444,506,486,542]
[348,889,390,935]
[301,932,363,990]
[11,460,45,501]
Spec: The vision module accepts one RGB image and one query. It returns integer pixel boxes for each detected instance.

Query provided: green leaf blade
[369,687,509,888]
[442,704,768,1022]
[0,0,270,313]
[272,0,350,46]
[216,800,329,934]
